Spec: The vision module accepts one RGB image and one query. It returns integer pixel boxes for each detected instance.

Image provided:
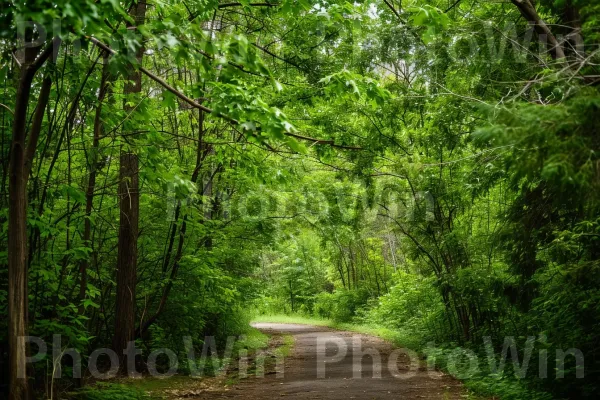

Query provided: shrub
[313,288,370,322]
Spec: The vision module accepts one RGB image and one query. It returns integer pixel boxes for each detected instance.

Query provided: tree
[7,36,56,399]
[112,0,148,369]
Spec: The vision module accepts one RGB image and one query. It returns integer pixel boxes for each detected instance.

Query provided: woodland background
[1,0,599,399]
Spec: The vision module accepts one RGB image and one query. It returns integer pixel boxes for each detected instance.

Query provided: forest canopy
[1,0,599,399]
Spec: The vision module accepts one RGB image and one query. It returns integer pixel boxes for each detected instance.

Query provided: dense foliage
[1,0,599,399]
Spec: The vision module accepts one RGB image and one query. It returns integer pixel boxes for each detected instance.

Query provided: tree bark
[8,39,54,400]
[112,1,147,366]
[511,0,566,60]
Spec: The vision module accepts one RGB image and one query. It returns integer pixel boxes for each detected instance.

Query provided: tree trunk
[8,40,54,400]
[113,151,139,353]
[112,1,147,365]
[8,65,34,400]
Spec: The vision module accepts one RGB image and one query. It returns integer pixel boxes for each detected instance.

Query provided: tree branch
[382,0,402,21]
[30,37,61,74]
[218,2,278,9]
[252,42,301,69]
[511,0,566,60]
[24,77,52,177]
[445,0,462,13]
[88,36,362,150]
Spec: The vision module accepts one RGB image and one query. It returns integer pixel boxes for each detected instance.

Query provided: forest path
[193,322,466,399]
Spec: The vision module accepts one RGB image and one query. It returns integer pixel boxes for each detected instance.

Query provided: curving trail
[196,323,466,400]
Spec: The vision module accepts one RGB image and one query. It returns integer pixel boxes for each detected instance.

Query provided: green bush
[313,288,370,322]
[253,295,289,316]
[362,272,443,340]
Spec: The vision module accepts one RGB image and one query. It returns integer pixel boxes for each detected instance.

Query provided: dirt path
[192,323,466,400]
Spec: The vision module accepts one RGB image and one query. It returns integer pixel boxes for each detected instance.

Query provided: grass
[252,314,420,348]
[70,382,158,400]
[277,333,295,357]
[225,329,294,384]
[252,314,333,326]
[234,327,271,356]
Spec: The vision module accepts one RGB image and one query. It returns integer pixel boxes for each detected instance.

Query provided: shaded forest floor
[76,327,291,399]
